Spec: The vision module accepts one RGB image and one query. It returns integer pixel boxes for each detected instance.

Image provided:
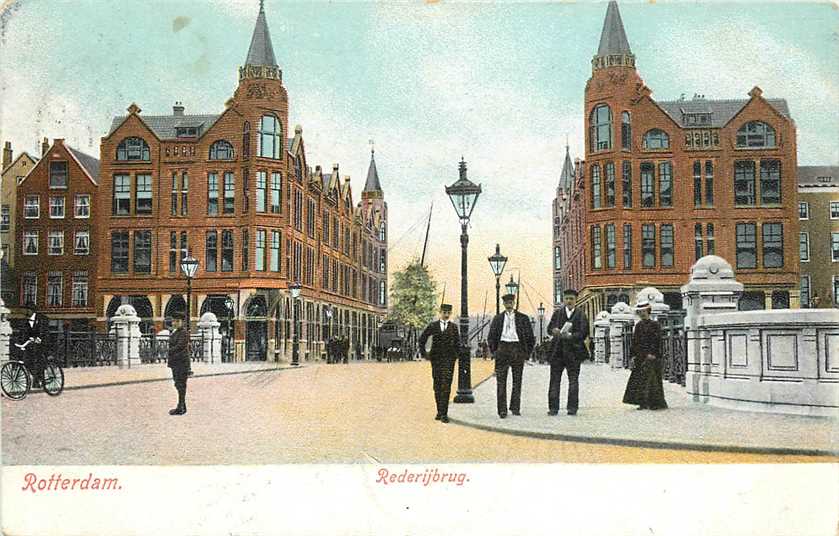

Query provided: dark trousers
[23,348,45,385]
[548,358,581,412]
[431,358,455,416]
[495,341,525,415]
[172,367,189,408]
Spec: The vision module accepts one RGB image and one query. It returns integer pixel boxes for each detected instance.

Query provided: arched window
[736,121,776,148]
[258,115,282,159]
[621,112,631,150]
[295,155,303,182]
[116,137,150,161]
[209,140,234,160]
[642,129,670,150]
[589,105,612,152]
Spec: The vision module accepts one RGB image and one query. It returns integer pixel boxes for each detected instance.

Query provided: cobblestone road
[2,361,831,464]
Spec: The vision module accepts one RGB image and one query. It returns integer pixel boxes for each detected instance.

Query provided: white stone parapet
[112,304,141,367]
[0,299,11,361]
[197,312,221,363]
[593,311,611,364]
[608,302,634,369]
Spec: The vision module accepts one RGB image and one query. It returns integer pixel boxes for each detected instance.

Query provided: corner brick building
[797,166,839,308]
[95,3,388,361]
[554,0,800,320]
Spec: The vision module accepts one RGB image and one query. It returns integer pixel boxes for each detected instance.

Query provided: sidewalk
[449,362,839,456]
[39,361,302,392]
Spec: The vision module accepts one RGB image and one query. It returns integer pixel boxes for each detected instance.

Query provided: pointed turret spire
[592,1,635,71]
[558,143,574,192]
[245,0,277,67]
[363,146,383,194]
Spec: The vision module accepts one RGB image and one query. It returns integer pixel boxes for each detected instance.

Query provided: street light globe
[180,255,199,279]
[445,158,482,223]
[537,302,545,318]
[488,243,508,277]
[505,274,519,296]
[289,281,302,299]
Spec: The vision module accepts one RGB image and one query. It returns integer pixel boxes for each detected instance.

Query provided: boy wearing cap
[546,289,590,415]
[622,300,667,410]
[167,312,191,415]
[487,293,535,418]
[418,304,461,423]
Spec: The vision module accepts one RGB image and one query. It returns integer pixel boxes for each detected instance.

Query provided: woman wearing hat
[622,300,667,410]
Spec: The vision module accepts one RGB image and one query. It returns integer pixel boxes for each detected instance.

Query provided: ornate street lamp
[505,274,519,297]
[289,281,302,366]
[180,254,199,336]
[445,157,482,404]
[488,244,508,315]
[537,302,546,343]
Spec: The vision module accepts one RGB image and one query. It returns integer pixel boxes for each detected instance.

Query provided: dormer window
[736,121,776,148]
[116,137,150,161]
[209,140,235,160]
[684,113,711,126]
[176,127,198,138]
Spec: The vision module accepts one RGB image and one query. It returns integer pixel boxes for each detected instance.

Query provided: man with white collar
[418,304,460,423]
[19,303,47,388]
[487,293,535,418]
[546,289,590,416]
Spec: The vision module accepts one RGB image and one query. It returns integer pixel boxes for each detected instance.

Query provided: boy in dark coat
[167,312,191,415]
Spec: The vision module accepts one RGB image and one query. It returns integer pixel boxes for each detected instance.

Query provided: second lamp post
[445,158,481,404]
[289,281,302,366]
[487,244,508,315]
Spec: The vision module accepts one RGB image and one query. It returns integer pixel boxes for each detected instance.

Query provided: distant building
[1,141,39,271]
[555,1,800,324]
[797,166,839,308]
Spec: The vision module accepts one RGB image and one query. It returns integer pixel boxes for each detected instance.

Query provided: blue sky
[1,0,837,315]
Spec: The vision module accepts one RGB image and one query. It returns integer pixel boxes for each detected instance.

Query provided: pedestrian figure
[622,301,667,410]
[342,337,349,364]
[487,293,535,418]
[16,303,48,388]
[167,312,191,415]
[418,304,460,423]
[546,289,590,416]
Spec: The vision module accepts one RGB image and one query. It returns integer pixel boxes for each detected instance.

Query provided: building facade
[95,3,388,361]
[798,166,839,308]
[13,139,100,327]
[1,141,40,271]
[555,1,800,323]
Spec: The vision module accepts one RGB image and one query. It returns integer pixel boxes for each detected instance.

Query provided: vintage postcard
[1,0,837,534]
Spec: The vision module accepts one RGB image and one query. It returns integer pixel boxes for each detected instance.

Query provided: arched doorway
[164,295,187,328]
[245,296,267,361]
[202,295,235,361]
[106,296,154,333]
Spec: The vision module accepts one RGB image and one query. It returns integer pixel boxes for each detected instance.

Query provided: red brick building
[555,1,800,321]
[14,139,100,328]
[95,3,388,361]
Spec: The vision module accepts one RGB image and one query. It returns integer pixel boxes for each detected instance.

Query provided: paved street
[2,360,835,465]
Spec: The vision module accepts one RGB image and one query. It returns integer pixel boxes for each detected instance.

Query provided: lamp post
[537,302,545,343]
[224,296,235,362]
[487,244,508,315]
[505,274,519,298]
[180,254,199,337]
[446,157,482,404]
[289,281,302,366]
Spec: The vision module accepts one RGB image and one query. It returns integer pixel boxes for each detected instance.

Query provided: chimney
[173,101,185,116]
[41,137,49,156]
[343,176,351,185]
[2,141,12,170]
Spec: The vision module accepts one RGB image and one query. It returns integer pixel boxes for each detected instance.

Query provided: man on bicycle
[18,303,48,388]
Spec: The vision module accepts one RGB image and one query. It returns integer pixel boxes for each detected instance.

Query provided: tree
[389,260,438,355]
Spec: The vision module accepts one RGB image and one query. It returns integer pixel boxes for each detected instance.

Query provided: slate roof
[245,3,277,67]
[363,150,382,193]
[656,98,791,128]
[68,146,101,183]
[108,114,221,140]
[798,166,839,187]
[597,1,632,57]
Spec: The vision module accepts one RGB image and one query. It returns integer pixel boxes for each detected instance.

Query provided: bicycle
[1,344,65,400]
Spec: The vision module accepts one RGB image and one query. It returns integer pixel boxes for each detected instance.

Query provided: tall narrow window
[800,276,811,309]
[22,273,37,305]
[49,162,68,188]
[294,190,303,231]
[24,196,40,218]
[171,173,178,216]
[834,233,839,262]
[48,231,64,255]
[134,230,152,273]
[799,202,809,220]
[800,232,810,262]
[762,222,783,268]
[323,254,330,288]
[242,229,249,271]
[111,231,129,273]
[1,205,9,231]
[223,172,235,214]
[693,161,702,207]
[169,232,178,273]
[591,164,601,209]
[75,194,90,218]
[659,162,672,207]
[589,104,612,152]
[660,224,674,267]
[642,224,656,268]
[760,160,781,205]
[258,115,282,159]
[605,224,616,268]
[735,222,757,269]
[206,231,218,272]
[113,175,131,215]
[621,112,631,150]
[640,163,655,208]
[271,230,281,272]
[323,211,330,245]
[136,174,152,214]
[243,168,250,213]
[256,229,266,271]
[49,196,65,219]
[181,172,189,216]
[622,161,632,207]
[47,272,63,306]
[705,161,714,205]
[623,224,632,269]
[256,171,267,213]
[605,162,616,207]
[270,172,281,213]
[734,161,756,205]
[707,223,715,255]
[207,172,219,216]
[74,230,90,255]
[242,122,250,160]
[591,225,602,269]
[695,224,704,261]
[71,272,88,307]
[222,230,233,272]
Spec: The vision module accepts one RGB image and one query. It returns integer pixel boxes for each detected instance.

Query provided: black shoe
[440,415,449,423]
[499,412,507,419]
[435,414,442,421]
[547,410,558,416]
[169,407,182,415]
[511,410,521,416]
[637,406,648,410]
[567,410,577,416]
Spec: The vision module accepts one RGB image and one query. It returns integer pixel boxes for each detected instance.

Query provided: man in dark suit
[418,304,460,423]
[167,312,191,415]
[546,289,590,415]
[487,294,535,418]
[18,303,48,388]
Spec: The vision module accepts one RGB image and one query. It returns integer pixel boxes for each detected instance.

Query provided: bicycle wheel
[43,362,65,396]
[1,362,30,400]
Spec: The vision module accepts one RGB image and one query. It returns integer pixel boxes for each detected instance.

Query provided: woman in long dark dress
[622,301,667,410]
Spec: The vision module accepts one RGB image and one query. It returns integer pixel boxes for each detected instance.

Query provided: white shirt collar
[565,307,575,316]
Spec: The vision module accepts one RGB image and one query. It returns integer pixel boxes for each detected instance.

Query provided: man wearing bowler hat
[167,311,191,415]
[418,304,460,423]
[546,289,590,415]
[487,293,535,418]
